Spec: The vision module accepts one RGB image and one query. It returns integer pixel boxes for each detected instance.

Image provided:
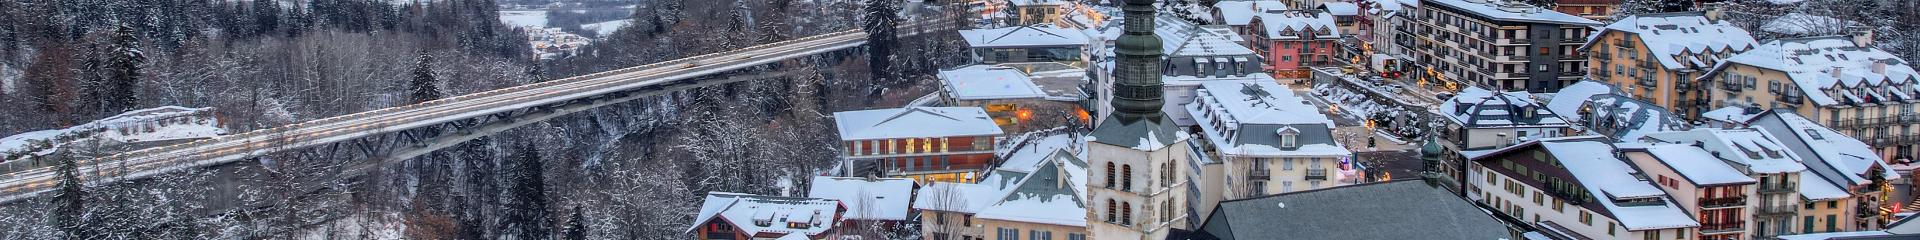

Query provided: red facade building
[1248,11,1342,79]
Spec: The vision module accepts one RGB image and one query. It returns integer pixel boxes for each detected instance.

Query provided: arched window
[1105,162,1116,189]
[1122,164,1134,191]
[1106,199,1117,223]
[1121,202,1133,224]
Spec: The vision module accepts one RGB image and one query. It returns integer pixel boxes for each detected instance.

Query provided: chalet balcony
[1699,220,1746,234]
[1637,77,1658,88]
[1720,82,1743,92]
[1759,183,1796,194]
[1612,40,1631,48]
[1636,60,1657,69]
[1306,169,1328,181]
[1594,51,1611,60]
[1675,80,1692,90]
[1782,95,1805,104]
[1700,197,1746,209]
[1249,169,1271,180]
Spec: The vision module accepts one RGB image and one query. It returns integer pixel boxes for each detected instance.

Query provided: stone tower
[1086,0,1191,238]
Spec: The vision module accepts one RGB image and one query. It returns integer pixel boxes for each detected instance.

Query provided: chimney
[1702,3,1725,22]
[1832,66,1845,78]
[1873,61,1888,74]
[1850,26,1875,48]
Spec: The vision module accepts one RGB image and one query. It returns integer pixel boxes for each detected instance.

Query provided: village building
[1247,10,1342,79]
[1582,10,1757,120]
[1467,137,1702,240]
[1398,0,1600,93]
[938,65,1092,133]
[687,192,847,240]
[805,176,918,235]
[1436,87,1573,194]
[1697,32,1920,161]
[1005,0,1070,26]
[1640,128,1812,239]
[1750,111,1904,233]
[960,25,1095,68]
[1617,142,1758,240]
[917,131,1091,240]
[833,107,1005,183]
[1182,81,1353,213]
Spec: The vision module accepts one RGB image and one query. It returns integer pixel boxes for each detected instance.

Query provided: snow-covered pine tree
[501,143,552,240]
[49,149,90,239]
[410,52,442,104]
[102,23,144,115]
[863,0,899,85]
[563,206,588,240]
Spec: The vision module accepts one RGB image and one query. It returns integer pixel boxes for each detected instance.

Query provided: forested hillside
[0,0,970,239]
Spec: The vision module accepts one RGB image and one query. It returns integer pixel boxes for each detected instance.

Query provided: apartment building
[1750,111,1903,233]
[1468,137,1701,239]
[1184,81,1353,205]
[1583,11,1757,120]
[1005,0,1069,26]
[1640,128,1811,239]
[1699,32,1920,160]
[834,107,1005,183]
[1437,87,1574,194]
[1399,0,1600,93]
[1618,143,1756,240]
[1245,10,1342,79]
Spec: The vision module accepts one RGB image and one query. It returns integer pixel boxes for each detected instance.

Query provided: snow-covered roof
[1701,106,1763,124]
[686,192,844,236]
[1798,171,1851,201]
[939,65,1049,101]
[1155,16,1256,57]
[975,191,1086,226]
[1577,94,1688,141]
[1546,80,1616,122]
[1423,0,1601,26]
[1755,111,1901,187]
[1319,2,1359,16]
[1774,230,1893,240]
[912,182,1006,213]
[833,107,1004,141]
[997,133,1086,174]
[960,25,1093,48]
[806,176,917,221]
[1631,144,1757,186]
[1588,12,1757,70]
[1186,81,1351,157]
[1712,36,1919,107]
[1441,87,1569,128]
[975,150,1088,227]
[1254,11,1341,40]
[1540,140,1700,230]
[1760,13,1857,36]
[1642,128,1808,174]
[1213,1,1288,26]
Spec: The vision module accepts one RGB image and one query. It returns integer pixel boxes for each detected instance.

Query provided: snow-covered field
[499,10,548,28]
[580,19,631,36]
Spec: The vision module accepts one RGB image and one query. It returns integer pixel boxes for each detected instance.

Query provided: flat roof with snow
[960,26,1092,48]
[1423,0,1601,26]
[939,65,1049,101]
[806,176,917,221]
[833,107,1004,141]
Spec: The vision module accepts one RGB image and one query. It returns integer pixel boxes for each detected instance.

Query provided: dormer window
[1277,127,1300,148]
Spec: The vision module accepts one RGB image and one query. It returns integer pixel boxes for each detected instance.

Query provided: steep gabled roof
[1583,12,1757,70]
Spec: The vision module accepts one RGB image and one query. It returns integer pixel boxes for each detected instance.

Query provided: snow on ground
[580,19,632,36]
[295,213,405,240]
[0,106,226,161]
[0,63,18,94]
[499,10,548,28]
